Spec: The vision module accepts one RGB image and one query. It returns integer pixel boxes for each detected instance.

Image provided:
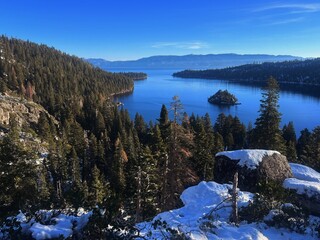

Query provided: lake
[110,69,320,134]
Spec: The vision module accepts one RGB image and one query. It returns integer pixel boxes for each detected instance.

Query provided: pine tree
[310,127,320,171]
[193,120,214,181]
[158,104,170,142]
[0,136,38,212]
[282,122,297,161]
[252,77,285,152]
[135,146,160,221]
[89,165,109,206]
[232,116,246,149]
[69,147,81,185]
[151,125,169,210]
[297,129,313,167]
[111,137,127,203]
[38,112,52,141]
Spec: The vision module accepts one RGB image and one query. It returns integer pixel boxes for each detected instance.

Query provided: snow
[0,209,92,240]
[30,219,73,240]
[137,181,318,239]
[283,178,320,198]
[283,164,320,198]
[289,163,320,183]
[216,149,280,169]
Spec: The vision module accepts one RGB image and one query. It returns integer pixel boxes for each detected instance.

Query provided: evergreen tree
[252,77,285,152]
[38,112,53,143]
[89,165,109,206]
[232,116,246,149]
[151,125,169,210]
[135,146,160,221]
[310,127,320,171]
[193,120,214,181]
[158,104,170,143]
[282,122,297,161]
[69,147,81,184]
[110,137,127,203]
[297,129,313,167]
[0,136,38,213]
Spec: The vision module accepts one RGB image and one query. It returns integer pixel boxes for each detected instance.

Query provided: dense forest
[0,36,134,123]
[173,58,320,86]
[118,72,147,80]
[0,37,320,238]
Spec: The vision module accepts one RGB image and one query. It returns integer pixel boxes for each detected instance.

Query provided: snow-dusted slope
[138,181,319,239]
[216,149,280,169]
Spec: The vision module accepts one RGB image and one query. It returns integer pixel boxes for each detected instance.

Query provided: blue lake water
[110,68,320,134]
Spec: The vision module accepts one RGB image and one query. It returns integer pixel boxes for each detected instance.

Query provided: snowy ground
[2,161,320,239]
[137,181,320,240]
[0,209,91,240]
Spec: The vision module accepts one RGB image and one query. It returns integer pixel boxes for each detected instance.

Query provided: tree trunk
[231,171,238,224]
[135,166,142,222]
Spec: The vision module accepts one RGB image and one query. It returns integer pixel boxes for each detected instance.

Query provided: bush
[264,204,308,234]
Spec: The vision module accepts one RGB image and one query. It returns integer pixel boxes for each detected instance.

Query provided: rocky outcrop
[214,149,293,192]
[0,93,57,127]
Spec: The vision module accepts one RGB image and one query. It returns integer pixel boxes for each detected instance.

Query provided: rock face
[214,149,293,192]
[208,89,239,105]
[0,93,57,128]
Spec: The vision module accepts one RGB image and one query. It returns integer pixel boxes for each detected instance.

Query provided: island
[208,90,240,105]
[119,72,147,80]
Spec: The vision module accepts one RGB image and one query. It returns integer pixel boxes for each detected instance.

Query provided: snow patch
[137,181,318,239]
[289,163,320,183]
[283,178,320,198]
[1,209,92,240]
[216,149,280,169]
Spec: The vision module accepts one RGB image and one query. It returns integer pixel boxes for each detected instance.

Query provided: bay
[110,68,320,134]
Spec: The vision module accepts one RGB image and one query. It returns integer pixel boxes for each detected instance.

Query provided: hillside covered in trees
[173,58,320,86]
[0,36,134,122]
[0,37,320,239]
[118,72,147,80]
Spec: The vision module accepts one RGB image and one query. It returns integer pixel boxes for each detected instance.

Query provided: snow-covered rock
[284,178,320,198]
[289,163,320,183]
[214,149,292,191]
[284,164,320,216]
[216,149,280,170]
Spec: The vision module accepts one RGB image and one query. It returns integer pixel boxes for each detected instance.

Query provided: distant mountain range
[86,54,303,70]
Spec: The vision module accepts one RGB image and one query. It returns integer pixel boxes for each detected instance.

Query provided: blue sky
[1,0,320,60]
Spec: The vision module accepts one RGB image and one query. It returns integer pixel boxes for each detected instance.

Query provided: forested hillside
[0,36,134,122]
[173,58,320,86]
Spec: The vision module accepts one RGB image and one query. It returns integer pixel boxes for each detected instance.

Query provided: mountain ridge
[86,53,303,70]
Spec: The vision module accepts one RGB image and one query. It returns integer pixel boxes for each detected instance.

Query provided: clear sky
[1,0,320,60]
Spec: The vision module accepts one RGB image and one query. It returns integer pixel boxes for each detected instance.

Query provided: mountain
[173,58,320,86]
[86,54,303,70]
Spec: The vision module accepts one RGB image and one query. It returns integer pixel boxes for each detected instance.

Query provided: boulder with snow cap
[284,163,320,216]
[214,149,293,192]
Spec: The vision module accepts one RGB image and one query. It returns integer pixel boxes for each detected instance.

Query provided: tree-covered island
[208,89,239,105]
